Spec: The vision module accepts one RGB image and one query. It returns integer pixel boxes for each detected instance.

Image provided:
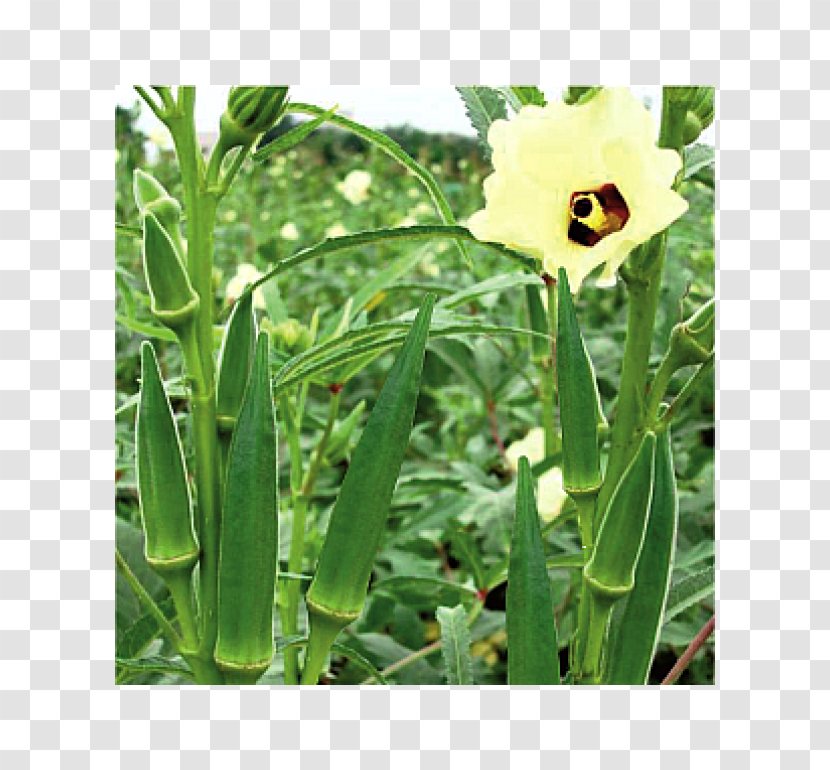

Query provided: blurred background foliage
[116,100,714,685]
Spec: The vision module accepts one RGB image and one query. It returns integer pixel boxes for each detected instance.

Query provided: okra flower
[468,88,688,291]
[505,428,568,522]
[336,170,372,205]
[225,263,266,311]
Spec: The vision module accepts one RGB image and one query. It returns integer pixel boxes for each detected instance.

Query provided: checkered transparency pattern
[0,0,823,764]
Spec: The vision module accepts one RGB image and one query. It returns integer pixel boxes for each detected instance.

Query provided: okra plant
[116,86,714,685]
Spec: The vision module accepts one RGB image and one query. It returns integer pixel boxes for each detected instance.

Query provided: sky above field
[117,86,713,142]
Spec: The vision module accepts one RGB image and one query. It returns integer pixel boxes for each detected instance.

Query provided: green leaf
[373,576,478,611]
[116,223,142,239]
[509,86,547,107]
[663,565,714,624]
[116,655,193,683]
[116,596,177,661]
[274,635,391,685]
[456,86,508,160]
[252,104,339,162]
[438,272,543,311]
[247,225,536,301]
[506,458,560,684]
[116,314,178,343]
[436,605,474,685]
[684,143,715,180]
[284,103,472,268]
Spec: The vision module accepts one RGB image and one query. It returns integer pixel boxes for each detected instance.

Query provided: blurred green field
[116,98,714,685]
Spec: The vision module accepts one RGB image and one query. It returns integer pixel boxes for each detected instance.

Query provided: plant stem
[579,594,614,684]
[572,493,596,681]
[662,615,715,685]
[165,88,225,684]
[659,354,714,427]
[282,388,342,684]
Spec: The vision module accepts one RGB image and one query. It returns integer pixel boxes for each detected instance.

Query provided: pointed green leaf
[456,86,508,160]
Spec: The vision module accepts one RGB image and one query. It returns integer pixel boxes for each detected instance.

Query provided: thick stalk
[166,89,224,683]
[282,389,342,684]
[596,91,688,524]
[571,493,596,680]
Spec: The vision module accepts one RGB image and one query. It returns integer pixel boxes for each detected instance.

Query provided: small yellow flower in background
[221,210,238,224]
[413,201,434,217]
[325,223,349,239]
[148,128,173,151]
[407,188,420,199]
[430,162,442,175]
[225,263,266,311]
[505,427,568,522]
[280,222,299,241]
[468,88,688,291]
[418,252,441,279]
[397,215,418,228]
[322,198,334,209]
[336,170,372,205]
[260,211,271,222]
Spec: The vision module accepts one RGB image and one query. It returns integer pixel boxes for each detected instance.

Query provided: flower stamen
[568,184,630,248]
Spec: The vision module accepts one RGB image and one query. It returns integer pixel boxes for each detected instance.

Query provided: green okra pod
[556,267,602,495]
[605,426,678,684]
[141,212,199,330]
[584,431,657,600]
[301,294,436,684]
[506,457,560,685]
[216,289,256,435]
[133,169,187,262]
[135,342,199,576]
[214,333,279,684]
[525,282,549,363]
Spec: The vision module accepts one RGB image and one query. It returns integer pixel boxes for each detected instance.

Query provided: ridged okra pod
[580,432,656,681]
[605,426,678,684]
[507,457,560,684]
[135,342,200,649]
[136,342,200,576]
[141,212,199,331]
[301,294,436,684]
[556,267,602,498]
[214,333,279,684]
[133,169,187,263]
[216,290,256,437]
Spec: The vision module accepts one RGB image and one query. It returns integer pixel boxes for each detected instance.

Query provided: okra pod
[141,212,199,330]
[216,289,256,436]
[584,431,656,599]
[506,457,560,684]
[605,426,678,684]
[580,431,656,681]
[556,267,601,496]
[214,333,279,684]
[135,341,200,577]
[302,294,436,684]
[133,169,187,263]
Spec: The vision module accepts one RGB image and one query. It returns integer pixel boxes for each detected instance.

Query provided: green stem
[164,571,199,651]
[571,493,596,681]
[659,353,714,427]
[165,88,225,684]
[579,593,614,684]
[282,389,342,684]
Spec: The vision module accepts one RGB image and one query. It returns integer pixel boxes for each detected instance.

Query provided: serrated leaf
[116,655,193,683]
[456,86,508,161]
[436,604,474,685]
[253,104,338,162]
[373,576,478,611]
[663,565,714,624]
[684,143,715,180]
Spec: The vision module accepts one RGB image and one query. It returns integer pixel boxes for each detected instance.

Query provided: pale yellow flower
[505,427,546,472]
[336,170,372,205]
[221,210,238,224]
[397,215,418,228]
[325,223,348,239]
[225,263,266,311]
[505,427,567,522]
[280,222,299,241]
[468,88,688,291]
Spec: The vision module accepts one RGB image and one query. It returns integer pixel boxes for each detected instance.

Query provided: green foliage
[116,90,714,685]
[456,86,508,160]
[437,605,474,685]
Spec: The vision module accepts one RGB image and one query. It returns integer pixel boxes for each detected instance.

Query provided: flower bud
[263,317,313,354]
[219,86,289,151]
